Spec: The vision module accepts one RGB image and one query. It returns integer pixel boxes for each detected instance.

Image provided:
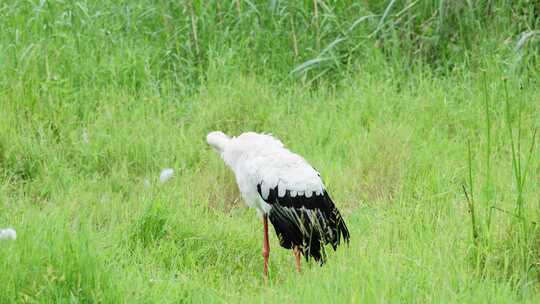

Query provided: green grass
[1,0,540,303]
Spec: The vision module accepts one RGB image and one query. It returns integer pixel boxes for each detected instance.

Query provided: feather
[258,186,350,263]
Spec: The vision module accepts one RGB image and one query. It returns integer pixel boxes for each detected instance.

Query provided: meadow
[1,0,540,302]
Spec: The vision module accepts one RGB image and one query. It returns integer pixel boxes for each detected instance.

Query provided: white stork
[207,131,350,277]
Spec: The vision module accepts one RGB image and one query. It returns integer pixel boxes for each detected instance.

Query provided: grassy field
[1,0,540,303]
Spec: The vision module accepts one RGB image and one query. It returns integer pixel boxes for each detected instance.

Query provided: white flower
[159,168,174,184]
[0,228,17,240]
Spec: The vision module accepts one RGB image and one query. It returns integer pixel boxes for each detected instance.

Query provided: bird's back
[222,132,350,263]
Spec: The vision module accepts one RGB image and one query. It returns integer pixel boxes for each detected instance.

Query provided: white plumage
[207,131,349,275]
[208,131,323,214]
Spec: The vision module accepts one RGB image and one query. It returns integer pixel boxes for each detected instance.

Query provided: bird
[207,131,350,277]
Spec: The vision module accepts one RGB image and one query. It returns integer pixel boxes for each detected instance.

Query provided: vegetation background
[1,0,540,302]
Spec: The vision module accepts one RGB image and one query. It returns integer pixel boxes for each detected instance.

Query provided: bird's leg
[262,215,270,279]
[293,245,301,273]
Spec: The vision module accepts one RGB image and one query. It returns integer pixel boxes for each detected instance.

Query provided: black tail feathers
[268,191,349,264]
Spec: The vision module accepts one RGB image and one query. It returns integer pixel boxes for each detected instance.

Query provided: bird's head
[206,131,231,155]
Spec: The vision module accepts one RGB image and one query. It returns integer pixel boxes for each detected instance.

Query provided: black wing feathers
[257,184,350,264]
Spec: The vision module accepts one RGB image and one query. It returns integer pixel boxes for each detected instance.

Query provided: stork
[207,131,350,277]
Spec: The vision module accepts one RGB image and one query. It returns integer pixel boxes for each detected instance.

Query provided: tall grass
[463,72,539,287]
[1,0,540,302]
[0,1,538,91]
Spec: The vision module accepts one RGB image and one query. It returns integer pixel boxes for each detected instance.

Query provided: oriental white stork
[207,131,350,277]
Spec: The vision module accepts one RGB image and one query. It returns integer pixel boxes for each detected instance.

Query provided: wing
[254,151,350,263]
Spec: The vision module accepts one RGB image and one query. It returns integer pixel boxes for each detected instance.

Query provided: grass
[1,0,540,303]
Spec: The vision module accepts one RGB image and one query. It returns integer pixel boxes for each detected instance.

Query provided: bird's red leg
[293,245,301,273]
[262,215,270,279]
